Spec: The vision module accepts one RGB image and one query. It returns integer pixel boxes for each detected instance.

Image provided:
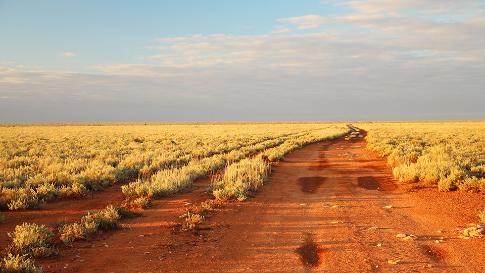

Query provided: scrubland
[359,121,484,192]
[0,123,347,211]
[1,122,483,272]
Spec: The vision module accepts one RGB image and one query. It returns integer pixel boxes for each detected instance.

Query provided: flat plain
[0,122,483,273]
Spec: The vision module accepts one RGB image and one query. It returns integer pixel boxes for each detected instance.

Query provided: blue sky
[0,0,344,72]
[0,0,484,122]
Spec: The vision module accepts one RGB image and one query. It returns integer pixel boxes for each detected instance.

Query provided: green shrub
[116,207,142,219]
[199,200,218,212]
[1,253,42,273]
[8,223,55,258]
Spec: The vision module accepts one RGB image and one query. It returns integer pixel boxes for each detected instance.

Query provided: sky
[0,0,484,122]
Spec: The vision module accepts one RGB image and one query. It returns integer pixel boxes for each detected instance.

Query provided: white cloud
[279,15,330,29]
[61,52,76,58]
[272,27,292,34]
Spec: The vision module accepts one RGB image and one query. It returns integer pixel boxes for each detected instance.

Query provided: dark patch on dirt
[298,177,326,194]
[420,244,447,262]
[308,160,327,171]
[295,233,322,268]
[357,176,379,190]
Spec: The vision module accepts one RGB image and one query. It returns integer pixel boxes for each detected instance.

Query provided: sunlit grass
[359,121,485,192]
[0,123,347,210]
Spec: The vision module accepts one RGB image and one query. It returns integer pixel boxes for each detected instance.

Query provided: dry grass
[359,121,485,192]
[1,253,42,273]
[212,128,348,201]
[58,205,124,245]
[0,123,347,210]
[120,125,348,201]
[7,223,55,258]
[212,157,271,201]
[179,212,204,231]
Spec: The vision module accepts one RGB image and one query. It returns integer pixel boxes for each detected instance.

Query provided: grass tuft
[7,223,55,258]
[58,205,123,246]
[1,253,42,273]
[212,157,270,201]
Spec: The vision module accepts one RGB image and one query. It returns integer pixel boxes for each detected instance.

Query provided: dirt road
[39,132,484,273]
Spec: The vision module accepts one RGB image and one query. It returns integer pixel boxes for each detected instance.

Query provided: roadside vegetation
[0,205,132,272]
[0,222,54,273]
[359,122,485,192]
[212,128,348,201]
[120,126,348,203]
[121,134,292,201]
[1,253,42,273]
[58,205,124,245]
[0,123,345,210]
[7,223,55,258]
[212,157,270,201]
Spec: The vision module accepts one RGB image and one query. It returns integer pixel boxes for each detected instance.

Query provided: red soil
[3,132,484,272]
[0,184,126,251]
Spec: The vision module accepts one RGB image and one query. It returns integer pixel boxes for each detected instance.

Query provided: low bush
[212,157,270,201]
[6,191,42,211]
[437,179,457,192]
[81,205,120,231]
[179,212,204,230]
[58,205,124,246]
[8,223,55,258]
[58,223,86,245]
[0,253,42,273]
[122,196,152,209]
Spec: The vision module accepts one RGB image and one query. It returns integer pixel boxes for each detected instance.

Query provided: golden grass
[358,121,485,192]
[0,123,348,210]
[212,128,348,200]
[58,205,124,245]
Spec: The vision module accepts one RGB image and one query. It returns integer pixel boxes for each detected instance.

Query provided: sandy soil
[4,131,484,272]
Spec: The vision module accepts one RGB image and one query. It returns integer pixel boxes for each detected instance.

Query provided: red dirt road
[34,134,485,272]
